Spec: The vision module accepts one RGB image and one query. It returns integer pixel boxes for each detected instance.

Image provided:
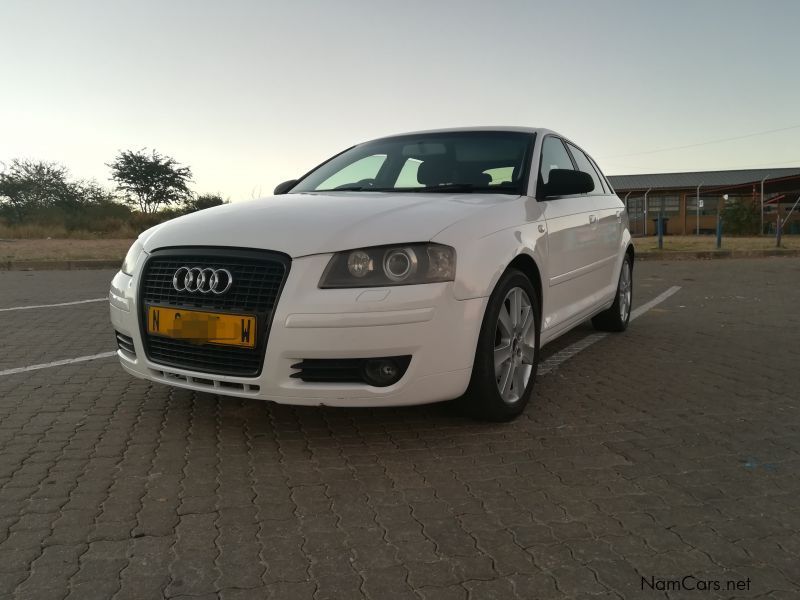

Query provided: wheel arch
[459,251,543,421]
[626,243,635,271]
[504,253,544,325]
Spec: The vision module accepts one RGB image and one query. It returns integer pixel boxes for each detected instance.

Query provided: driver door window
[539,137,574,186]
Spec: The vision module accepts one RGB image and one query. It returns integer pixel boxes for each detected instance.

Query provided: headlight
[319,243,456,288]
[121,238,145,275]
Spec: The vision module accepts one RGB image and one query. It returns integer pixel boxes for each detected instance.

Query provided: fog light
[362,358,402,387]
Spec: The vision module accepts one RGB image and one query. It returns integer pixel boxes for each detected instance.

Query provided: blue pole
[716,213,722,249]
[658,215,663,249]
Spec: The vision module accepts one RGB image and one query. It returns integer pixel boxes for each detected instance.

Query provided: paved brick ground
[0,259,798,599]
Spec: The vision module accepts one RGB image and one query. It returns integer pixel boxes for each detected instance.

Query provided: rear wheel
[592,254,632,332]
[459,269,540,421]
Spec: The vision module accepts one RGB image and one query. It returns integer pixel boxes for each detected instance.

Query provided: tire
[591,254,633,332]
[459,269,540,421]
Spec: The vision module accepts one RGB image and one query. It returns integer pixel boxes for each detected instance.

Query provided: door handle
[589,214,597,225]
[616,210,622,223]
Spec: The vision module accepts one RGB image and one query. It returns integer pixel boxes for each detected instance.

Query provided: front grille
[139,248,290,376]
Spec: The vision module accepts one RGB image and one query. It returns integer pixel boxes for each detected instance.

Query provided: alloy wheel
[619,260,632,322]
[494,287,536,403]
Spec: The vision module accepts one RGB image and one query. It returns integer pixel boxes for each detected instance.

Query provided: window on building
[626,197,644,219]
[647,195,680,214]
[686,196,720,216]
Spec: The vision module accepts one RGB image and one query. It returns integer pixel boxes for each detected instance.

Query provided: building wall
[622,187,800,236]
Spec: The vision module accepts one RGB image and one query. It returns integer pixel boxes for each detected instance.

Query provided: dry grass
[0,223,140,240]
[0,238,134,261]
[2,235,798,263]
[635,235,800,252]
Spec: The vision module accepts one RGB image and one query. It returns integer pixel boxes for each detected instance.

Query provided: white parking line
[0,298,107,312]
[538,286,681,376]
[0,352,117,377]
[538,333,608,376]
[0,286,682,379]
[630,285,682,321]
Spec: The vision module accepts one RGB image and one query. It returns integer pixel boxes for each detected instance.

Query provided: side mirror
[274,179,298,195]
[543,169,594,198]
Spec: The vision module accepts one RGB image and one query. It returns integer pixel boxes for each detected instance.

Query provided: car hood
[142,192,514,257]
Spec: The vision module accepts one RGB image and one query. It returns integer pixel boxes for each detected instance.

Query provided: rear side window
[566,144,605,195]
[539,137,574,185]
[590,156,613,193]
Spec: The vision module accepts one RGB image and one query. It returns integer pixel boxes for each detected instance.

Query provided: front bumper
[109,253,485,407]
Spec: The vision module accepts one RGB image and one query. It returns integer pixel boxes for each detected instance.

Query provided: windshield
[289,131,535,195]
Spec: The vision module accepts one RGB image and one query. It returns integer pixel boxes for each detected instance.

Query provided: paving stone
[0,571,28,598]
[264,581,316,599]
[418,584,467,600]
[1,260,799,598]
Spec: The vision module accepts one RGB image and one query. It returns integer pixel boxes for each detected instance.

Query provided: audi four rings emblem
[172,266,233,295]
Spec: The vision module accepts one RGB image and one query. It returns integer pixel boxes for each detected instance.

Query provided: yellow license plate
[147,306,256,348]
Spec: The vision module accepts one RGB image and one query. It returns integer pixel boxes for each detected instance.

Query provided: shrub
[185,193,227,212]
[722,198,760,235]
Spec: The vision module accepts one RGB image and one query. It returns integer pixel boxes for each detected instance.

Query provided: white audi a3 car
[109,128,633,420]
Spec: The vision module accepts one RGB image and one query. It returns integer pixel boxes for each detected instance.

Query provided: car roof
[367,126,558,142]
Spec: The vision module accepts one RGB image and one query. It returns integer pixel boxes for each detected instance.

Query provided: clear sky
[1,0,798,201]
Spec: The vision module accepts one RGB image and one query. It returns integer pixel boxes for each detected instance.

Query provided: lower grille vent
[115,331,136,356]
[291,358,364,383]
[291,356,411,387]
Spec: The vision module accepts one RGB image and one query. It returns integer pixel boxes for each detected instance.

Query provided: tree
[76,180,117,206]
[185,193,227,213]
[722,197,760,235]
[108,149,193,214]
[0,159,81,222]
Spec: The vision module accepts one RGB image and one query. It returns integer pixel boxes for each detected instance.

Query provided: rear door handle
[616,210,622,222]
[589,214,597,225]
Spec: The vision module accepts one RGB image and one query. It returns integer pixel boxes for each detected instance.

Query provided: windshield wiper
[315,185,399,192]
[323,185,370,191]
[419,183,479,193]
[313,184,518,193]
[417,183,518,193]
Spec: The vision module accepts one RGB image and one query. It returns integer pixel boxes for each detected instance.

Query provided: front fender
[436,221,548,301]
[618,217,634,274]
